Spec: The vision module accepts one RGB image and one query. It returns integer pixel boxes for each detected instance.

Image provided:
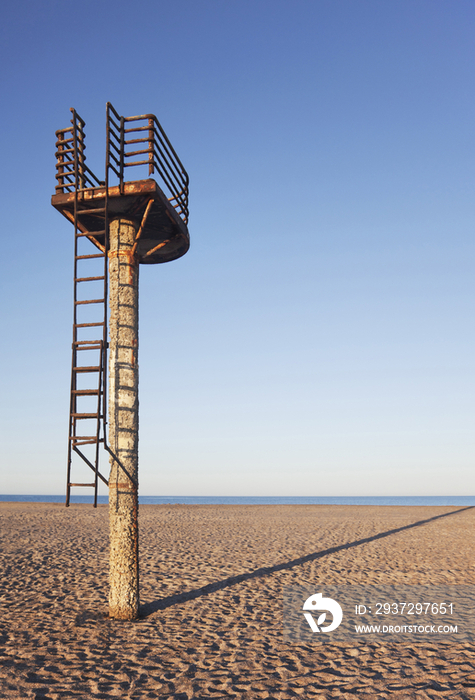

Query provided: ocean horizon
[2,494,475,506]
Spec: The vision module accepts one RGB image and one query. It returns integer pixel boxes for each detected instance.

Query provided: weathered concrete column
[108,217,139,620]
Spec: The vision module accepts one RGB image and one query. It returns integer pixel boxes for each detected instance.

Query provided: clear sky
[0,0,473,496]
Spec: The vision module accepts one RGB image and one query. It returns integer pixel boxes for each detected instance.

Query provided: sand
[1,502,475,699]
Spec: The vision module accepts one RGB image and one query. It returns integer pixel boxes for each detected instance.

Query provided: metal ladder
[56,110,110,506]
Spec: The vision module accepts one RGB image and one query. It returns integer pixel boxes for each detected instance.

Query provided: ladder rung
[72,389,101,395]
[71,439,103,444]
[70,436,104,442]
[75,344,102,351]
[77,229,106,237]
[77,208,106,215]
[73,366,101,372]
[77,231,105,238]
[74,340,103,345]
[76,254,105,260]
[75,299,105,305]
[69,483,96,487]
[74,322,105,328]
[71,413,100,418]
[75,276,105,282]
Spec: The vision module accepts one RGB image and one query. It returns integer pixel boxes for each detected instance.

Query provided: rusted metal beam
[143,238,171,258]
[131,198,154,257]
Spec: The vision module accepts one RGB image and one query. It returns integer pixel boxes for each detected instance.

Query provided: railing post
[119,117,125,193]
[77,122,86,190]
[148,118,154,176]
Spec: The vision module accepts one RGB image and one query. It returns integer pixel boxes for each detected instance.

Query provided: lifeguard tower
[51,103,189,619]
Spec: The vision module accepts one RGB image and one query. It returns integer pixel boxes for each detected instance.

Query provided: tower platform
[51,178,189,264]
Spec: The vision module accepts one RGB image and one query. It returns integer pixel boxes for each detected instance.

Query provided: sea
[1,495,475,506]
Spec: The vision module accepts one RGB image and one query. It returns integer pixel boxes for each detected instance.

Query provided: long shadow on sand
[140,506,473,617]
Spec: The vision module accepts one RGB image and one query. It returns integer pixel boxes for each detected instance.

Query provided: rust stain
[109,482,137,492]
[108,248,138,285]
[108,249,137,262]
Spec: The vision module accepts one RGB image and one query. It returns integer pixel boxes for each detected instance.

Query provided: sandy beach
[1,502,475,699]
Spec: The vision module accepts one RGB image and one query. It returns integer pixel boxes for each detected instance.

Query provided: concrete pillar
[108,217,139,620]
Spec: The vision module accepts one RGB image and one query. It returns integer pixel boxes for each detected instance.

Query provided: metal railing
[55,110,103,194]
[106,102,189,224]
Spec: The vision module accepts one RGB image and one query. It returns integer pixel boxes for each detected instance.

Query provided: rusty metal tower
[52,103,189,618]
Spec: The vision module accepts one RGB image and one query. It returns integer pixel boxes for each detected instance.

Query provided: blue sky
[0,0,474,495]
